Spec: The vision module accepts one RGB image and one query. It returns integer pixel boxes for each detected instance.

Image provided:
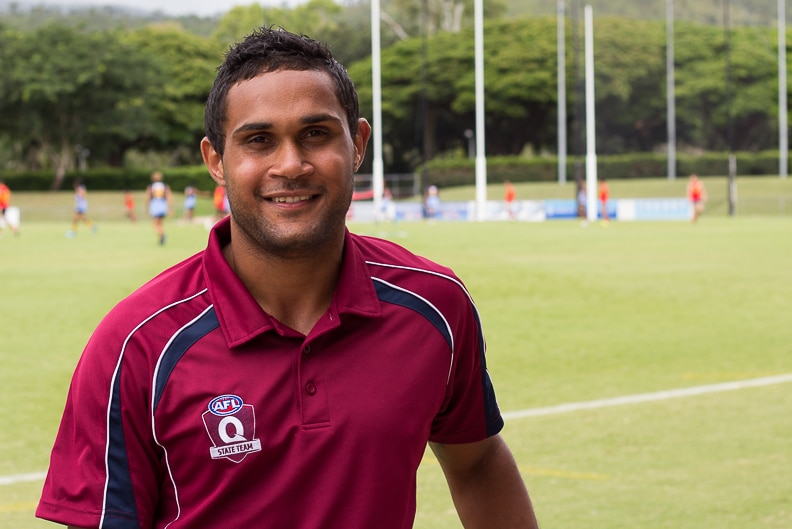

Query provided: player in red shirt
[37,27,538,529]
[504,180,516,219]
[687,173,707,222]
[0,178,19,235]
[212,184,229,221]
[123,190,138,222]
[598,178,610,223]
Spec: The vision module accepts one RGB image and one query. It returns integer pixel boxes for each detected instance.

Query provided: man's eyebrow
[232,122,273,135]
[231,114,343,136]
[301,113,343,126]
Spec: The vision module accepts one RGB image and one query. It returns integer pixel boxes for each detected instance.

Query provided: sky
[10,0,303,17]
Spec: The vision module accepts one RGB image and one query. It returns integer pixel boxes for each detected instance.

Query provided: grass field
[1,180,791,528]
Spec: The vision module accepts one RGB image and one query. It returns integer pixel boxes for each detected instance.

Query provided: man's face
[202,69,370,258]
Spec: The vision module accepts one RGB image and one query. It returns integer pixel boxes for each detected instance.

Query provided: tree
[382,0,507,39]
[351,18,564,170]
[121,25,222,165]
[210,0,376,66]
[583,16,667,154]
[212,0,342,45]
[0,23,158,186]
[674,22,779,152]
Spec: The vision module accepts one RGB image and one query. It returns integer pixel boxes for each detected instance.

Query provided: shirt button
[305,382,317,396]
[303,345,311,354]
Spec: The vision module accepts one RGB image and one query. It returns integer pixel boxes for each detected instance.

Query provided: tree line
[0,1,788,185]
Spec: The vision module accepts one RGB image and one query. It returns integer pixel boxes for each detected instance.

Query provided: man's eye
[305,129,328,139]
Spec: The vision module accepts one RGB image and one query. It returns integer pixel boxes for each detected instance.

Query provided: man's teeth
[272,195,311,203]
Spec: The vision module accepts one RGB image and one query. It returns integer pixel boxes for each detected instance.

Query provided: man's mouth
[271,195,313,204]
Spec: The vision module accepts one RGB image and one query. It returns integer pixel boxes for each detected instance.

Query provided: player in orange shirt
[598,178,610,223]
[0,179,12,235]
[0,178,19,236]
[687,173,707,222]
[504,180,516,220]
[213,185,230,222]
[124,190,138,222]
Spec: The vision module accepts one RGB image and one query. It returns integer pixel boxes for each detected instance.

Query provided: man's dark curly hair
[204,27,360,156]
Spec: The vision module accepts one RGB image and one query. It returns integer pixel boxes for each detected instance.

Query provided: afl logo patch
[202,394,262,463]
[208,394,244,416]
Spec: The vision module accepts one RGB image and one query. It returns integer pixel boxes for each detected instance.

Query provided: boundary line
[502,373,792,420]
[3,374,791,487]
[0,471,46,486]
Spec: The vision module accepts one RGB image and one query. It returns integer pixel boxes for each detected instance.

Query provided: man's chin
[260,225,344,258]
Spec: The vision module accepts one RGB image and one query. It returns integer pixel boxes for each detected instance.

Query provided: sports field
[1,180,791,528]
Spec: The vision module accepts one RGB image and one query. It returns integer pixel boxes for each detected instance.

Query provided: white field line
[0,471,46,486]
[3,374,791,487]
[502,373,792,420]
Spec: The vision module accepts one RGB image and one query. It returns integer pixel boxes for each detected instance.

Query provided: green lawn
[1,202,790,528]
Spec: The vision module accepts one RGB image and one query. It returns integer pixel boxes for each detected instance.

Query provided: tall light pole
[779,0,788,178]
[584,4,598,222]
[370,0,384,213]
[557,0,568,184]
[724,0,736,216]
[474,0,487,219]
[666,0,677,180]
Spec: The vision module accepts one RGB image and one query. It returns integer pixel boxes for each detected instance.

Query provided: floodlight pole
[724,0,736,216]
[584,4,598,222]
[666,0,677,180]
[370,0,384,214]
[474,0,487,220]
[557,0,567,185]
[779,0,788,178]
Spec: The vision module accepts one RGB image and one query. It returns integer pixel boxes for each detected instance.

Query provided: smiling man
[36,27,539,529]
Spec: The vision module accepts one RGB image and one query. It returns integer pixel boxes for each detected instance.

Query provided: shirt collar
[203,218,380,347]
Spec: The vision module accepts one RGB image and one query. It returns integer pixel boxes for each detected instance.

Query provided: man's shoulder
[351,232,442,267]
[103,251,209,332]
[349,232,462,290]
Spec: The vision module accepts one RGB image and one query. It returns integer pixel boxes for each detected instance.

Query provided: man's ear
[201,137,225,186]
[353,118,372,171]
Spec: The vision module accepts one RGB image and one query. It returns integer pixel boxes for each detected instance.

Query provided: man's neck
[223,232,344,336]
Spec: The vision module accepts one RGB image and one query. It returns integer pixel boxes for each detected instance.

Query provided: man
[212,184,230,221]
[146,171,172,245]
[146,171,173,246]
[598,177,609,223]
[37,27,539,529]
[687,173,707,222]
[504,180,516,220]
[0,178,19,235]
[181,184,198,223]
[424,184,441,220]
[67,179,95,237]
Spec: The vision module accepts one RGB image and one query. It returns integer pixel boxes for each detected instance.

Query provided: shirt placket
[297,336,331,429]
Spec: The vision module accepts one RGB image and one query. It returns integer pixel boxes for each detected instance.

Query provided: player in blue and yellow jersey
[67,180,95,237]
[146,171,172,245]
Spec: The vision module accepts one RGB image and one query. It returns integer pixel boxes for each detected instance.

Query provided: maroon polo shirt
[37,217,503,529]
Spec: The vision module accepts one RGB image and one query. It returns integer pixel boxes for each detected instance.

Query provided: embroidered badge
[202,394,262,463]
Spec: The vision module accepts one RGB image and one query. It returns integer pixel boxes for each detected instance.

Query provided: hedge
[0,166,215,193]
[421,150,784,187]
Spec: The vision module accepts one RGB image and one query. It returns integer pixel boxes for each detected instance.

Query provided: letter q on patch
[202,394,262,463]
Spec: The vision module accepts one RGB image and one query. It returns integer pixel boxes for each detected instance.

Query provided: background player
[146,171,172,244]
[0,178,20,236]
[687,173,707,222]
[67,180,95,237]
